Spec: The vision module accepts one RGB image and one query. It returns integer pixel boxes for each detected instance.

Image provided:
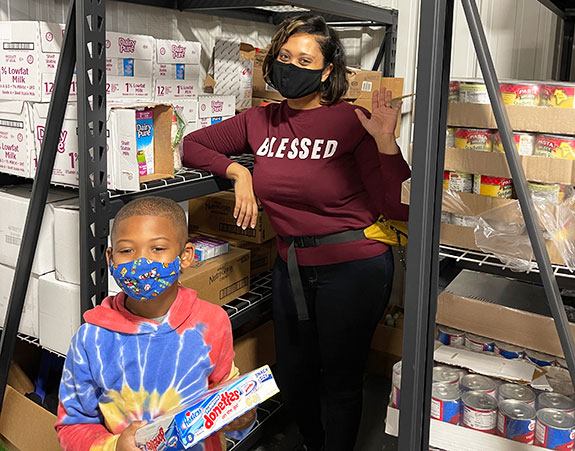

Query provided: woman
[183,14,410,451]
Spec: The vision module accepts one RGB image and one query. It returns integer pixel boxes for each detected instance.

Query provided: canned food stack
[390,357,575,448]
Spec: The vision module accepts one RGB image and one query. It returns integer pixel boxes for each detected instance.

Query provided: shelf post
[461,0,575,388]
[76,0,109,314]
[398,0,454,449]
[0,0,77,413]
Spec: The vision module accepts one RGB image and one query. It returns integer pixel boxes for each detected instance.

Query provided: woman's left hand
[355,88,402,154]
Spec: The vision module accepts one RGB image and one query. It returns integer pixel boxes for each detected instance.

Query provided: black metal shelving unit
[0,2,398,450]
[400,0,575,450]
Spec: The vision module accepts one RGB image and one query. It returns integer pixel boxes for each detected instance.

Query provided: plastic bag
[172,109,187,172]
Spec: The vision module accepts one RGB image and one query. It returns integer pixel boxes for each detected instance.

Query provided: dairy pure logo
[36,126,67,153]
[118,37,136,54]
[137,122,152,139]
[180,406,203,430]
[203,389,241,429]
[211,100,224,114]
[171,44,186,59]
[138,426,165,451]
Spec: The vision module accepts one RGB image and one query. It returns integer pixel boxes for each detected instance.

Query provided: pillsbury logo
[171,44,186,59]
[118,37,136,54]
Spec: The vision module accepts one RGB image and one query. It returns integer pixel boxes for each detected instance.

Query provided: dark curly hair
[263,14,349,105]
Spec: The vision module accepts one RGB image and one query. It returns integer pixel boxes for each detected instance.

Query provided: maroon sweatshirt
[183,100,411,266]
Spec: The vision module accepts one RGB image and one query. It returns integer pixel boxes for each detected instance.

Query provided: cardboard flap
[0,100,27,115]
[32,101,77,120]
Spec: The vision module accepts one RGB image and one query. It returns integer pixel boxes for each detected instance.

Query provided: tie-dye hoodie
[56,286,247,451]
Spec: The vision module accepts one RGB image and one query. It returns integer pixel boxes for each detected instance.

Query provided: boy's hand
[221,408,257,432]
[117,420,147,451]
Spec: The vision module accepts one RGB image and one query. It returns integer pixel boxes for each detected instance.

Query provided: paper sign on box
[156,39,201,65]
[197,95,235,119]
[154,79,201,101]
[0,100,34,178]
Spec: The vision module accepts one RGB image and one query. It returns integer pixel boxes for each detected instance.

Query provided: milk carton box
[135,365,279,450]
[188,235,230,262]
[213,40,254,111]
[154,39,200,79]
[0,100,34,178]
[135,108,154,176]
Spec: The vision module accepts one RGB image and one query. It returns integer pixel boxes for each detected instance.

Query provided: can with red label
[454,127,493,152]
[462,391,498,434]
[444,171,473,193]
[498,383,535,407]
[497,399,536,443]
[500,82,541,106]
[437,326,465,346]
[449,81,460,103]
[492,131,536,156]
[526,349,557,367]
[460,374,497,396]
[431,382,461,424]
[473,175,513,198]
[541,83,575,108]
[535,408,575,450]
[465,333,495,352]
[535,134,575,160]
[538,393,575,417]
[494,341,525,360]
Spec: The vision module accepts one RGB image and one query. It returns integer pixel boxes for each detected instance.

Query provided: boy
[55,197,255,451]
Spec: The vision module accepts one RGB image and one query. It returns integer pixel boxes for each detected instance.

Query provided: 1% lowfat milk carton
[134,365,279,450]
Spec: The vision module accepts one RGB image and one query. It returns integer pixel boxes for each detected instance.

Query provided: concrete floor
[250,373,398,451]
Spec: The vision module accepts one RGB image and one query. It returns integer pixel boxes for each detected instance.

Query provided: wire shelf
[439,244,575,280]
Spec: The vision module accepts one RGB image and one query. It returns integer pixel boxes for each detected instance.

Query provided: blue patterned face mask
[109,256,181,302]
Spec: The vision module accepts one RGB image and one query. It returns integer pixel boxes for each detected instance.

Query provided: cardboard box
[252,65,284,102]
[105,31,155,102]
[344,68,382,100]
[233,320,276,373]
[109,103,174,191]
[222,237,277,277]
[0,185,75,275]
[168,99,198,126]
[437,269,575,359]
[197,94,235,119]
[189,191,276,244]
[368,305,403,377]
[38,272,80,355]
[448,102,575,135]
[251,97,281,107]
[444,147,575,185]
[213,40,254,111]
[0,264,41,337]
[0,101,34,178]
[179,246,250,306]
[154,39,201,77]
[0,385,60,451]
[154,79,201,102]
[0,21,65,101]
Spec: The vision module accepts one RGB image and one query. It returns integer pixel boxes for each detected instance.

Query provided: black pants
[272,250,394,451]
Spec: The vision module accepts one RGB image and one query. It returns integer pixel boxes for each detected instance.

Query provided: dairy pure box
[134,365,279,450]
[0,100,34,178]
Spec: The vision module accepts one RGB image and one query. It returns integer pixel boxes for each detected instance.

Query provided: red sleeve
[353,134,411,221]
[182,110,252,178]
[204,305,235,387]
[56,403,118,451]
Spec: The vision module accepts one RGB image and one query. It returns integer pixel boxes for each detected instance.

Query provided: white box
[38,272,80,355]
[0,185,75,275]
[197,95,235,119]
[213,40,254,111]
[156,39,200,66]
[0,263,41,337]
[105,31,155,102]
[154,79,201,101]
[0,21,66,101]
[171,100,197,125]
[0,100,34,178]
[198,116,233,129]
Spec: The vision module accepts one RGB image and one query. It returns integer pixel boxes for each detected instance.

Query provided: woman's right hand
[226,163,259,230]
[116,420,147,451]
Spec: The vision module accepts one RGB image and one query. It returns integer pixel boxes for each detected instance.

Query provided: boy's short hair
[111,197,188,245]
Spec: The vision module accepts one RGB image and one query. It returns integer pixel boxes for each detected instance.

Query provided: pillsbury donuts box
[134,365,279,450]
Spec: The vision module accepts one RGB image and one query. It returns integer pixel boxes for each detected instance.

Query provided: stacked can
[464,333,495,352]
[492,131,536,156]
[500,81,541,106]
[497,399,536,443]
[473,175,513,198]
[431,382,461,425]
[459,81,489,104]
[390,361,401,408]
[535,408,575,450]
[460,374,497,397]
[444,171,473,193]
[437,326,465,346]
[528,181,566,205]
[498,383,536,407]
[461,391,498,434]
[526,349,557,367]
[449,81,460,103]
[538,393,575,417]
[494,341,525,359]
[535,134,575,160]
[541,83,575,108]
[433,366,460,385]
[454,127,493,152]
[446,127,455,148]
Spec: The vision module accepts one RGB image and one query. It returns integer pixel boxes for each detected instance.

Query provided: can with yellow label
[473,175,513,198]
[492,132,536,156]
[541,84,575,108]
[455,128,493,152]
[534,134,575,160]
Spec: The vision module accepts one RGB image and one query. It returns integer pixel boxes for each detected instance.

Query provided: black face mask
[271,60,325,99]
